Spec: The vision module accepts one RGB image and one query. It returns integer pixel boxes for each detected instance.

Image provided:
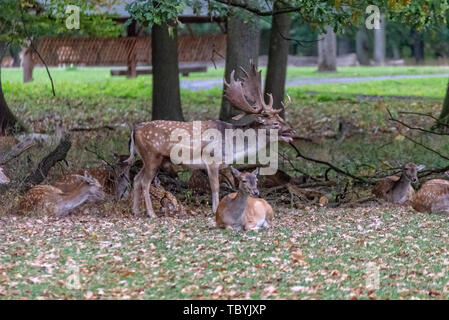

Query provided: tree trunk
[356,28,370,65]
[373,14,386,65]
[151,23,184,121]
[220,14,260,121]
[264,3,291,115]
[412,29,424,64]
[436,80,449,131]
[0,43,25,135]
[317,25,337,72]
[22,48,34,83]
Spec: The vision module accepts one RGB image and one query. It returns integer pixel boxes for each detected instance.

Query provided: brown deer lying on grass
[126,62,295,217]
[0,167,10,184]
[19,172,105,217]
[216,167,273,231]
[372,163,424,204]
[53,156,185,215]
[412,174,449,214]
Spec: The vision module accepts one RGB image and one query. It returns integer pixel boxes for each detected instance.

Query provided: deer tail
[125,128,136,165]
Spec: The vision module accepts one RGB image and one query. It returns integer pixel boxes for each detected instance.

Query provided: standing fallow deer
[216,167,273,231]
[412,173,449,214]
[19,172,105,217]
[0,167,10,184]
[126,62,295,217]
[372,163,425,204]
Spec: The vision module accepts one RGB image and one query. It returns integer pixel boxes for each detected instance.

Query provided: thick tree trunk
[0,43,25,135]
[220,14,260,121]
[264,3,291,114]
[151,23,184,121]
[356,28,370,65]
[373,14,386,65]
[22,48,34,83]
[412,29,424,64]
[317,26,337,72]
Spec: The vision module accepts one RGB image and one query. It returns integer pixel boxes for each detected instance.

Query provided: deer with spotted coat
[412,172,449,214]
[126,62,295,217]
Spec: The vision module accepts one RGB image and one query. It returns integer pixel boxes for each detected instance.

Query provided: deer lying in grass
[0,167,10,184]
[412,173,449,214]
[372,163,424,204]
[126,62,295,217]
[216,167,273,231]
[53,154,131,200]
[19,172,105,217]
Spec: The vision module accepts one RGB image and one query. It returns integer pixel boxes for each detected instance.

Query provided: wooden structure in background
[31,34,226,77]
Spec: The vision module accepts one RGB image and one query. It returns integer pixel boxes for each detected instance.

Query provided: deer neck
[227,190,250,222]
[57,185,92,214]
[391,173,411,201]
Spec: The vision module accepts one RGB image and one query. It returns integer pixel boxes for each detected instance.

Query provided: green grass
[294,77,449,99]
[2,66,449,300]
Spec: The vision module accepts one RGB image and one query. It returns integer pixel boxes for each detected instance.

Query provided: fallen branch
[19,134,71,192]
[404,135,449,162]
[70,125,115,132]
[387,108,448,136]
[288,142,367,183]
[0,137,35,165]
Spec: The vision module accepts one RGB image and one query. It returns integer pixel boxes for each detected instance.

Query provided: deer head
[0,167,10,184]
[231,166,260,197]
[402,163,425,184]
[224,62,295,142]
[73,171,106,201]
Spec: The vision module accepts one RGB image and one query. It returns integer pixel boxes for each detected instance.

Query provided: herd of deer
[1,63,449,231]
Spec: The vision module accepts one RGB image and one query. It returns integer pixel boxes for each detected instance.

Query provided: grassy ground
[1,66,449,299]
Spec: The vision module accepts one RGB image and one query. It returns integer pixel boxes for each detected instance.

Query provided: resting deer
[372,163,425,204]
[126,62,295,217]
[19,172,105,217]
[412,173,449,214]
[216,167,273,231]
[53,154,131,200]
[0,167,10,184]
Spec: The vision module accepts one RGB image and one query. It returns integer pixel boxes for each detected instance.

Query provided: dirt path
[180,73,449,91]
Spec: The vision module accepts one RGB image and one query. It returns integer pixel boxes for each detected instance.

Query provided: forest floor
[1,66,449,299]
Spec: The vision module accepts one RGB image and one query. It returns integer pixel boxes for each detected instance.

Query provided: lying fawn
[19,172,105,217]
[372,163,424,204]
[53,154,131,200]
[216,167,273,231]
[126,62,295,217]
[412,173,449,214]
[0,167,10,184]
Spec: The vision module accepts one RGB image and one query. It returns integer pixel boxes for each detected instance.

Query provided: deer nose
[412,178,418,184]
[253,190,259,197]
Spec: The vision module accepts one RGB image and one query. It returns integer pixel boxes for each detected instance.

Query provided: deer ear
[417,165,425,171]
[252,167,259,176]
[230,166,241,177]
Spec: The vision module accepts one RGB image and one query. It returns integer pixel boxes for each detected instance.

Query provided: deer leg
[206,165,220,213]
[141,158,163,218]
[132,170,143,215]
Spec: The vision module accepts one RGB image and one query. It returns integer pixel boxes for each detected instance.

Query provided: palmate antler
[224,62,283,117]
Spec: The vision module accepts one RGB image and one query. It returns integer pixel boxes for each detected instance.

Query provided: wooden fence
[32,35,227,67]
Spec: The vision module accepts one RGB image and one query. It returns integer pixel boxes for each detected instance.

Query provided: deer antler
[224,62,279,115]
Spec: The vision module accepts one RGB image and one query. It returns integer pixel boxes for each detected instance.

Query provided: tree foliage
[0,0,122,47]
